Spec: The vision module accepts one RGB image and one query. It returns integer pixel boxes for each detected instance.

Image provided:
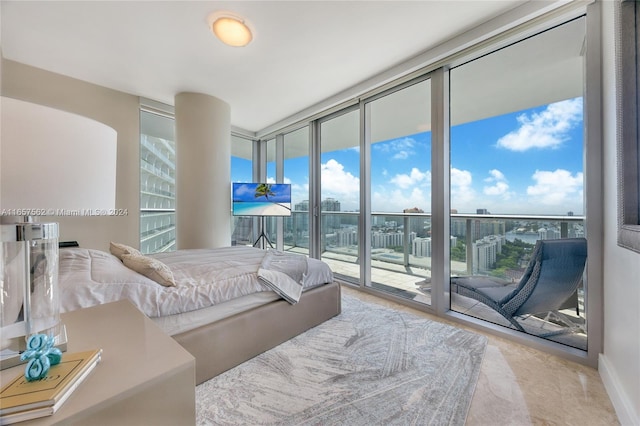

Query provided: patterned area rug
[196,294,487,425]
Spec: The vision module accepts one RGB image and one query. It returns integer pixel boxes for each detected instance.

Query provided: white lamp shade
[1,97,117,214]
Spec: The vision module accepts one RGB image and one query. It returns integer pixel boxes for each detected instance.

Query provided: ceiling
[0,0,547,134]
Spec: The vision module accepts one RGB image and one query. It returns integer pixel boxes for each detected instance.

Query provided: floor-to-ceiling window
[260,138,277,248]
[284,127,310,255]
[140,108,176,254]
[230,134,254,246]
[364,77,432,304]
[318,108,361,283]
[251,7,597,361]
[449,17,587,349]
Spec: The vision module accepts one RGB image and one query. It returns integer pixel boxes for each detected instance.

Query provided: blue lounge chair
[451,238,587,335]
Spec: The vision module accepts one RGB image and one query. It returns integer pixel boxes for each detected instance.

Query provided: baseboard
[599,354,639,426]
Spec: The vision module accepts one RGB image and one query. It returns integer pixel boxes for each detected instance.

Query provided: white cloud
[484,181,509,196]
[290,181,308,204]
[526,169,583,206]
[321,159,360,209]
[374,137,417,160]
[372,187,430,212]
[450,168,475,206]
[496,98,583,151]
[393,150,410,160]
[485,169,505,182]
[451,168,472,187]
[483,169,510,197]
[369,166,431,211]
[389,167,430,189]
[267,176,293,184]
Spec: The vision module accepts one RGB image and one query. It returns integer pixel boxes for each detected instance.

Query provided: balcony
[281,211,587,351]
[140,209,176,254]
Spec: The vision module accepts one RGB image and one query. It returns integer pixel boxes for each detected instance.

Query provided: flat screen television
[232,182,292,216]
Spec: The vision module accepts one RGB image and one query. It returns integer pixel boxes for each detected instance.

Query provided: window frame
[617,0,640,253]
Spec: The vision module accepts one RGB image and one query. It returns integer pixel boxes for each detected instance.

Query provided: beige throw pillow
[121,254,176,287]
[109,242,142,260]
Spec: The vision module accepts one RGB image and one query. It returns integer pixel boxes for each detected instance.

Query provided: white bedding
[59,246,334,320]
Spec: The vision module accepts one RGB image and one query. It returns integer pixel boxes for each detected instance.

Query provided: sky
[232,97,584,216]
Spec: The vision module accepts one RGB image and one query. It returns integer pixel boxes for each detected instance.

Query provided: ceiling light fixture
[208,13,252,47]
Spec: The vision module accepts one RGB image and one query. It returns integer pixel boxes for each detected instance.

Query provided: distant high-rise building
[321,198,341,212]
[472,235,504,273]
[336,228,358,247]
[413,237,432,257]
[538,227,561,240]
[321,198,341,231]
[293,200,310,232]
[404,207,428,237]
[403,207,424,213]
[295,200,309,211]
[140,134,176,254]
[372,231,403,248]
[413,236,457,258]
[451,218,467,237]
[478,220,505,240]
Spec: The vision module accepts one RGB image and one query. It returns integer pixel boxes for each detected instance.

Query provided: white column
[175,92,231,249]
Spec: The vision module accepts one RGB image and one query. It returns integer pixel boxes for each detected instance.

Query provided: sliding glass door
[364,78,432,304]
[318,108,361,283]
[252,10,596,359]
[449,17,587,349]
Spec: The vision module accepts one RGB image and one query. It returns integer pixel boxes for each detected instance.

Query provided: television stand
[253,216,274,249]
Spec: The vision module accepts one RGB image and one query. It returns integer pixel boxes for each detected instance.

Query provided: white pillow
[109,242,142,260]
[121,254,176,287]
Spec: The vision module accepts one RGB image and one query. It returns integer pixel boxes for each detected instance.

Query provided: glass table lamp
[1,223,62,358]
[0,97,117,368]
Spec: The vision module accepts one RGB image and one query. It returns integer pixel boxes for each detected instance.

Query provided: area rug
[196,294,487,425]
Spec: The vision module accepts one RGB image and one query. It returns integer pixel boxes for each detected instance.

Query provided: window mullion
[430,68,450,315]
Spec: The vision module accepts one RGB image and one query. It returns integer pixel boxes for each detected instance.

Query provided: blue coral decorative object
[20,334,62,381]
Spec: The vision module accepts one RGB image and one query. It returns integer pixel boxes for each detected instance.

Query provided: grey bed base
[172,281,342,385]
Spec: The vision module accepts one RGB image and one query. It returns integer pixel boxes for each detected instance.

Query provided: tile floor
[341,286,619,425]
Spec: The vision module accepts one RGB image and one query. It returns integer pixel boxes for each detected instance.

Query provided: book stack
[0,349,102,425]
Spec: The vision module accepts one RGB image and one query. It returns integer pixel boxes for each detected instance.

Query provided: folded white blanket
[257,250,308,304]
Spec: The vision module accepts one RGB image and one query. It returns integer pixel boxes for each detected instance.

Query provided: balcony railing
[279,211,584,278]
[140,209,176,254]
[276,211,587,350]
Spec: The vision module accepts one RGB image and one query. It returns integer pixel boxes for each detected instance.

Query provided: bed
[58,244,341,384]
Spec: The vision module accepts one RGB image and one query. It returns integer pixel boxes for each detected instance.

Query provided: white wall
[599,2,640,425]
[1,59,140,251]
